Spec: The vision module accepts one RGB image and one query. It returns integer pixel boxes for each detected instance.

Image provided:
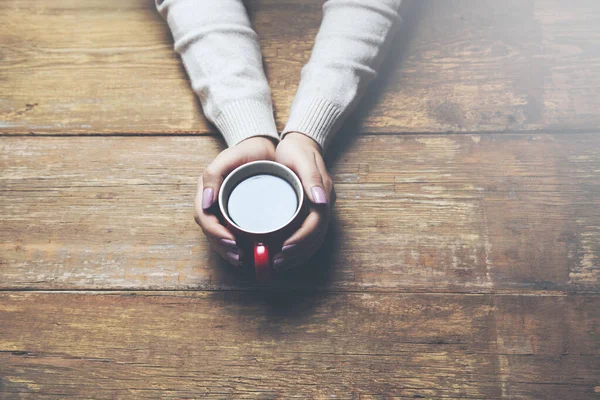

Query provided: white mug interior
[218,161,304,235]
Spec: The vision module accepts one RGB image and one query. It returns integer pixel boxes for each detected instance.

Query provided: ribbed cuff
[282,96,343,152]
[213,99,279,147]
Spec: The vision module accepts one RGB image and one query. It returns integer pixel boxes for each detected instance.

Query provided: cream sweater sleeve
[283,0,403,151]
[157,0,402,150]
[156,0,279,147]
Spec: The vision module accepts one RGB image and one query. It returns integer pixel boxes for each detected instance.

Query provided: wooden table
[1,0,599,398]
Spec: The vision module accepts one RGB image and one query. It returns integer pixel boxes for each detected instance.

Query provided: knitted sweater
[156,0,402,151]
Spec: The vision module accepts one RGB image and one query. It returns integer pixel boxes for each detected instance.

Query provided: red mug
[218,161,305,282]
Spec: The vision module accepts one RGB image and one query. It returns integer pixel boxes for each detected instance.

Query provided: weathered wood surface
[2,0,599,397]
[2,0,600,134]
[1,134,598,292]
[0,292,598,398]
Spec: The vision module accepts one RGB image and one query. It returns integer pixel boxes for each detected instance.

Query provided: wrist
[237,135,278,154]
[282,131,322,153]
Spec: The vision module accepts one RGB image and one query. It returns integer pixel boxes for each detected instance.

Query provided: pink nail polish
[273,257,284,268]
[311,186,327,204]
[226,251,240,263]
[220,238,237,247]
[202,188,214,210]
[282,244,296,252]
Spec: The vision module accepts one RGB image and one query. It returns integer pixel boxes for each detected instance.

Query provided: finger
[274,239,324,272]
[207,236,243,267]
[283,209,324,247]
[313,154,329,188]
[273,217,329,271]
[200,148,253,210]
[194,177,236,241]
[195,189,242,269]
[194,206,236,241]
[279,229,326,261]
[282,226,327,255]
[283,151,327,205]
[313,154,335,206]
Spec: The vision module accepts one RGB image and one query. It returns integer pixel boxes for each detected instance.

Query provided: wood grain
[0,292,597,398]
[1,134,598,292]
[1,0,600,134]
[2,1,599,397]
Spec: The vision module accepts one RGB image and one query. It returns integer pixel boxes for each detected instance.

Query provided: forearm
[156,0,278,146]
[283,0,403,151]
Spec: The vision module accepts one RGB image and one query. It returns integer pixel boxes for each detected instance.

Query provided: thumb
[199,163,222,211]
[288,152,328,205]
[200,149,246,210]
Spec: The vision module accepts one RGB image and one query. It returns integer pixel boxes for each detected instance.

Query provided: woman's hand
[273,132,336,271]
[194,136,276,267]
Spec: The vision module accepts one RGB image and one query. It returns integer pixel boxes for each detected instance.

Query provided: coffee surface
[227,174,298,233]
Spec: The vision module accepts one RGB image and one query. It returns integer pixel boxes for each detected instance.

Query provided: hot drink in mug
[218,161,305,281]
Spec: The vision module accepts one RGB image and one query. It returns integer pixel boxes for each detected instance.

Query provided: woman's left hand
[194,136,277,267]
[273,132,336,271]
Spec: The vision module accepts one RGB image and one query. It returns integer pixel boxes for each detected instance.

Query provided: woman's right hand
[194,136,277,267]
[272,132,336,272]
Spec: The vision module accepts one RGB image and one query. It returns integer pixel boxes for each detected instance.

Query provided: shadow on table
[207,214,340,323]
[327,0,424,165]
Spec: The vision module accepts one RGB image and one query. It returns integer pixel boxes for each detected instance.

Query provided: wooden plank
[1,134,598,292]
[0,292,597,398]
[1,0,600,134]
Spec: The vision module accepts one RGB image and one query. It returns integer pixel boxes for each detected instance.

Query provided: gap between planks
[0,289,597,296]
[2,128,600,138]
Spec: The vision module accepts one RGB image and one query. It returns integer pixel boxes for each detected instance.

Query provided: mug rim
[218,160,304,235]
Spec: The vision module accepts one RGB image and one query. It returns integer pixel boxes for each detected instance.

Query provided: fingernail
[273,256,284,269]
[282,244,296,252]
[225,251,240,263]
[311,186,327,204]
[202,188,214,210]
[220,238,237,247]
